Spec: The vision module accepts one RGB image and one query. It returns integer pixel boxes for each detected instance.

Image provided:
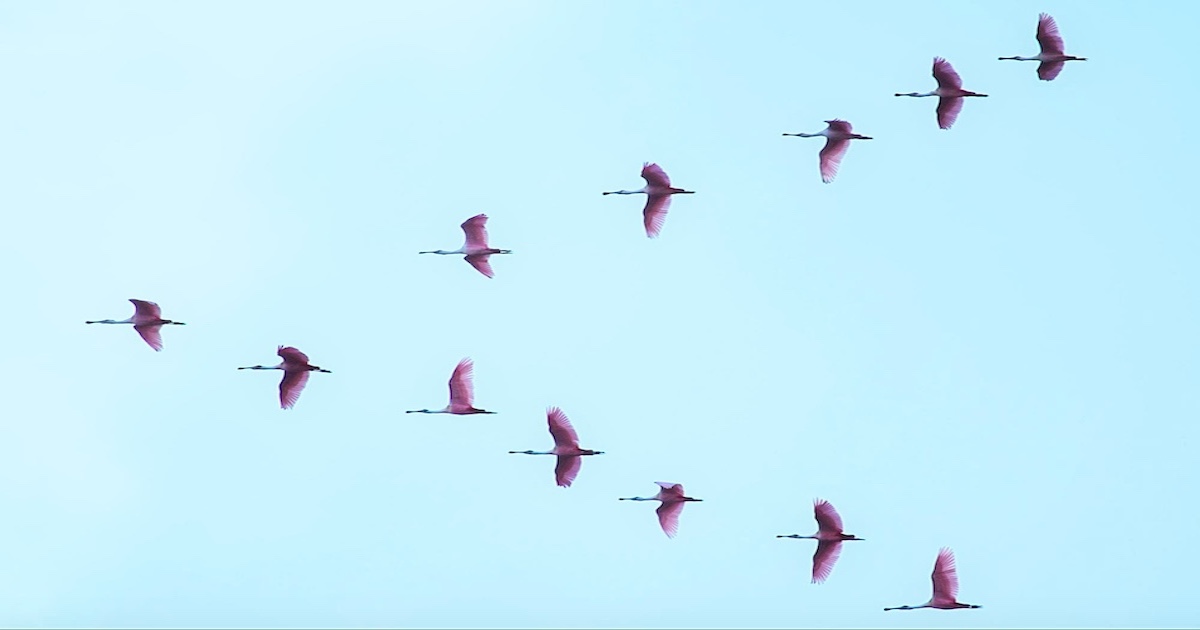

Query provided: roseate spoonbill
[419,214,511,278]
[238,346,331,410]
[86,299,185,352]
[619,482,702,538]
[776,498,865,584]
[508,407,604,487]
[895,57,988,129]
[783,120,873,183]
[999,13,1087,81]
[602,163,694,239]
[884,547,982,611]
[405,357,496,415]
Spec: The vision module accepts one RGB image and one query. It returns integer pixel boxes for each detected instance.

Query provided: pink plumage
[547,406,580,448]
[237,345,331,410]
[1036,13,1066,55]
[621,481,703,538]
[932,57,964,90]
[884,547,981,611]
[1000,13,1086,81]
[777,498,864,584]
[86,298,185,352]
[461,213,491,250]
[508,406,603,487]
[783,119,873,183]
[419,214,511,278]
[603,162,695,239]
[896,58,987,130]
[407,358,496,415]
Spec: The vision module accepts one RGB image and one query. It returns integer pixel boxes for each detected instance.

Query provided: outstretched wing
[813,498,845,534]
[812,540,844,584]
[554,455,582,488]
[656,501,685,538]
[932,547,960,601]
[655,481,684,498]
[546,407,580,448]
[818,138,850,183]
[279,370,310,409]
[133,324,164,352]
[1036,13,1065,55]
[448,358,476,407]
[461,214,490,249]
[129,299,162,319]
[825,119,853,134]
[932,57,963,89]
[640,162,671,187]
[936,96,964,130]
[1037,60,1065,81]
[643,194,672,239]
[278,346,310,364]
[465,254,495,278]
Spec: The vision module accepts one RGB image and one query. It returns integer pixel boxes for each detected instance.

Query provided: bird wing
[825,119,853,134]
[818,137,850,183]
[279,370,310,410]
[464,254,495,278]
[133,324,164,352]
[811,540,844,584]
[1037,60,1065,81]
[129,299,162,319]
[642,194,672,239]
[1036,13,1065,55]
[936,96,964,130]
[461,213,490,249]
[278,345,310,364]
[640,162,671,187]
[546,406,580,448]
[931,57,963,89]
[655,481,684,496]
[931,547,960,602]
[554,455,582,488]
[656,501,685,538]
[448,357,476,407]
[813,498,845,534]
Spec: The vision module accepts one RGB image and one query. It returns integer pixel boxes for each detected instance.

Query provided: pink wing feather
[279,370,310,409]
[655,481,684,497]
[640,162,671,187]
[813,498,845,534]
[278,346,311,365]
[133,325,163,351]
[129,299,162,319]
[554,455,582,488]
[642,194,672,239]
[825,119,853,134]
[448,358,476,407]
[936,97,964,130]
[461,214,490,250]
[1036,13,1065,55]
[1038,61,1065,81]
[932,57,963,89]
[931,547,960,602]
[546,407,580,448]
[656,501,684,538]
[818,138,850,184]
[464,254,494,278]
[811,540,844,584]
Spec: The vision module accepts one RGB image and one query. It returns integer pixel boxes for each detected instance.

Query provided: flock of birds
[83,12,1087,614]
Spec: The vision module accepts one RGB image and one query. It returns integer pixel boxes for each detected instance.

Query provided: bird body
[885,547,982,611]
[999,13,1086,80]
[238,345,331,409]
[620,481,702,538]
[509,407,604,487]
[895,57,988,129]
[420,214,511,278]
[406,358,496,415]
[776,498,864,583]
[603,162,694,238]
[783,119,873,183]
[86,299,185,351]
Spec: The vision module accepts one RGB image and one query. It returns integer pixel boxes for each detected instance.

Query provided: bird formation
[84,12,1086,613]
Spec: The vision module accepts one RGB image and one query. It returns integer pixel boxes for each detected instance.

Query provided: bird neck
[619,496,655,501]
[884,604,928,611]
[895,91,936,97]
[419,249,463,255]
[998,55,1033,60]
[86,318,133,324]
[603,188,647,195]
[782,132,820,137]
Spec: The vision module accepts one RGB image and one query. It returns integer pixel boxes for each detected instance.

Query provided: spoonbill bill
[603,163,694,238]
[86,299,185,352]
[238,346,332,410]
[776,498,865,583]
[508,407,604,487]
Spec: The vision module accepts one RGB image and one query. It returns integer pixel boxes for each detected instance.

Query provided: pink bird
[602,163,695,238]
[783,120,873,183]
[86,299,186,351]
[619,482,703,538]
[895,57,989,129]
[999,13,1087,81]
[406,357,496,415]
[508,407,604,487]
[419,214,512,278]
[776,498,865,584]
[885,547,982,611]
[238,346,332,410]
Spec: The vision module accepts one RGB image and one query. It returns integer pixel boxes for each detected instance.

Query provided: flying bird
[603,163,694,238]
[86,299,185,351]
[895,57,988,129]
[238,346,332,410]
[406,357,496,415]
[999,13,1087,81]
[508,407,604,487]
[884,547,982,611]
[777,498,865,583]
[619,482,702,538]
[783,120,873,183]
[419,214,512,278]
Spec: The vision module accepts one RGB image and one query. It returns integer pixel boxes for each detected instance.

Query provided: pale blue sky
[0,1,1197,627]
